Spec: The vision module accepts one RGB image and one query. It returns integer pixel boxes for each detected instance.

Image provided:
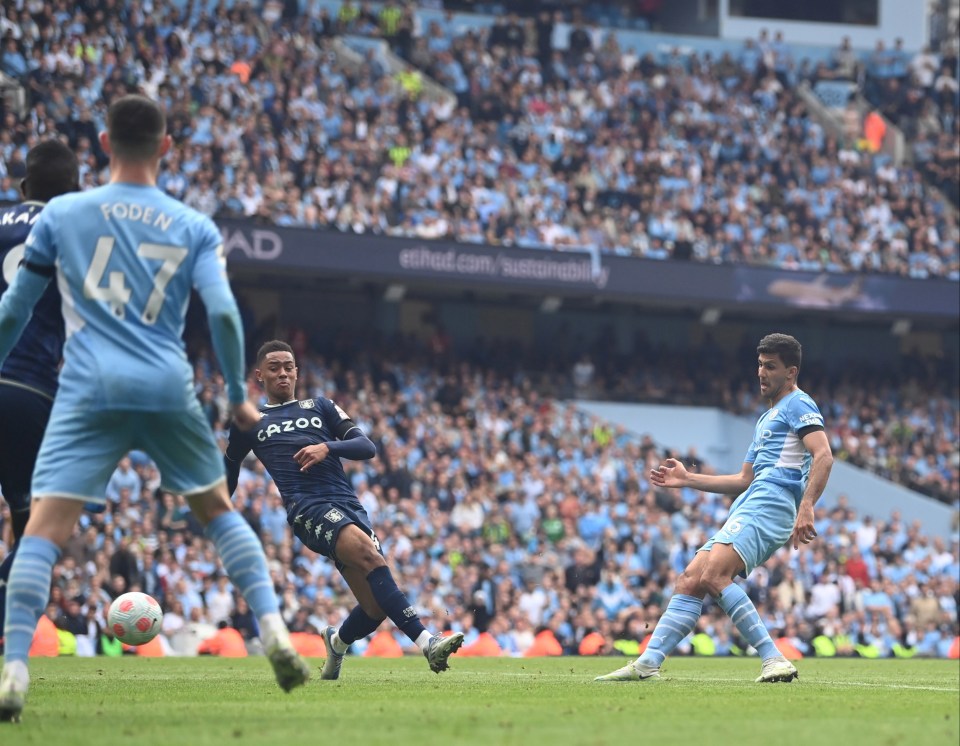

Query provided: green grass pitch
[2,657,957,746]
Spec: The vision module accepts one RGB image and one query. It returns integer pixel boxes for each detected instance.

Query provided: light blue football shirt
[23,183,229,411]
[744,388,825,501]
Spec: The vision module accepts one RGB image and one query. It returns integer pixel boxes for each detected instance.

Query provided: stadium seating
[0,1,957,277]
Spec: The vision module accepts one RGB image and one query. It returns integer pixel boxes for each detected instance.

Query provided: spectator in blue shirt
[105,457,143,505]
[1,39,28,78]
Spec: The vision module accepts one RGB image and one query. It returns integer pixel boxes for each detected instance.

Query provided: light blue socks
[638,593,704,667]
[716,583,779,660]
[3,536,59,664]
[205,512,278,619]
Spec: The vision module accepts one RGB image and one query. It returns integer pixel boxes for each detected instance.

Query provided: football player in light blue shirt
[0,95,309,723]
[597,333,833,684]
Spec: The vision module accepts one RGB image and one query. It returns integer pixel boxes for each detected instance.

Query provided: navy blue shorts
[288,498,382,570]
[0,381,52,513]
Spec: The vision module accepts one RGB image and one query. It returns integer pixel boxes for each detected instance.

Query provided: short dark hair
[256,340,295,366]
[757,333,802,370]
[23,139,79,202]
[106,95,166,161]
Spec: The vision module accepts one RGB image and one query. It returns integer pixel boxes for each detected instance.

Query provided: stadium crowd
[0,0,956,660]
[0,1,957,278]
[858,28,960,206]
[3,339,957,660]
[548,335,960,506]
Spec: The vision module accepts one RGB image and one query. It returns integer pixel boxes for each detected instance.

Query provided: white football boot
[755,655,799,683]
[424,632,465,673]
[594,660,661,682]
[0,661,29,723]
[320,626,345,681]
[261,616,311,692]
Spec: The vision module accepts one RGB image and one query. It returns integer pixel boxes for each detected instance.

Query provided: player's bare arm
[651,458,754,495]
[790,429,834,550]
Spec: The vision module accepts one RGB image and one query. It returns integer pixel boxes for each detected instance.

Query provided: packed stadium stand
[0,0,957,662]
[0,0,957,276]
[8,340,956,660]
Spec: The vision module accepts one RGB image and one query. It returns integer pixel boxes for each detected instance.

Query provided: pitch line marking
[692,676,958,693]
[460,671,960,692]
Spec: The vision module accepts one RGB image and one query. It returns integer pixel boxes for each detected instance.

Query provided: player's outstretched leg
[321,605,382,680]
[365,564,464,673]
[595,593,702,681]
[0,536,61,723]
[339,527,464,674]
[715,584,797,683]
[205,510,310,691]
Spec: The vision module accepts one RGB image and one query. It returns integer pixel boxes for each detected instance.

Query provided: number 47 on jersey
[83,237,187,324]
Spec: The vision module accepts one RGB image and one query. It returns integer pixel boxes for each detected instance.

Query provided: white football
[107,591,163,645]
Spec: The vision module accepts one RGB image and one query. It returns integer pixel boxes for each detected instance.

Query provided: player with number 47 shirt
[0,96,309,724]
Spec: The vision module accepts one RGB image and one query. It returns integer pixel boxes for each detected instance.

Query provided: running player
[0,96,309,723]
